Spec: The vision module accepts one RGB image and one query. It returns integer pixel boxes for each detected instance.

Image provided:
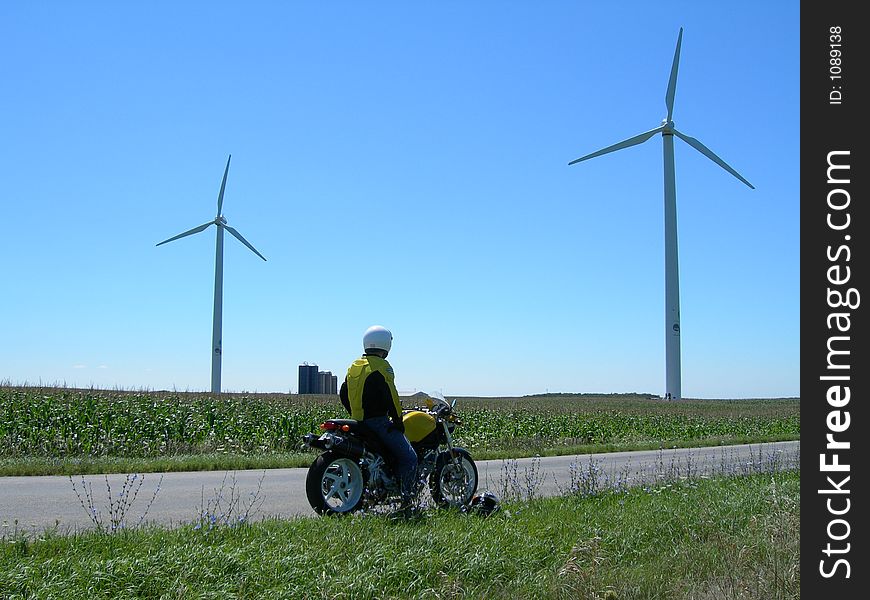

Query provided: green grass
[0,435,800,477]
[0,452,315,477]
[0,386,800,476]
[0,471,800,599]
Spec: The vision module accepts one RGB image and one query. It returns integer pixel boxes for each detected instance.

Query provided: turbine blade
[665,28,683,122]
[217,154,231,216]
[569,126,664,166]
[672,128,755,189]
[225,225,267,261]
[156,221,214,246]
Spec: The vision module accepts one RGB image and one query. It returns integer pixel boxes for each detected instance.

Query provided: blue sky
[0,1,799,398]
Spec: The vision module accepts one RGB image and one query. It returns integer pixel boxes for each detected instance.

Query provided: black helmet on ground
[468,491,500,516]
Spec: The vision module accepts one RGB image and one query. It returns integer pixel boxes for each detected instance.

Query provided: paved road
[0,441,798,534]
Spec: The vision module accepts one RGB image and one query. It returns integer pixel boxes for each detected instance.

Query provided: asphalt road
[0,441,799,534]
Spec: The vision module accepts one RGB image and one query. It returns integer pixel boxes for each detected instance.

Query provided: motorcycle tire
[306,450,367,515]
[429,449,478,508]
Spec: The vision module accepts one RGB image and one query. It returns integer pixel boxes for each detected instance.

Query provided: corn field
[0,387,799,458]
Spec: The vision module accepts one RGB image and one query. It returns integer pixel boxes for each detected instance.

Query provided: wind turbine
[157,155,266,394]
[568,28,753,400]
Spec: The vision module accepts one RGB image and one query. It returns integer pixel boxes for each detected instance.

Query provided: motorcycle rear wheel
[306,451,366,515]
[430,450,478,508]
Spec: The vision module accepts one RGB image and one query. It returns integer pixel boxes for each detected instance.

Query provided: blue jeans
[364,415,418,499]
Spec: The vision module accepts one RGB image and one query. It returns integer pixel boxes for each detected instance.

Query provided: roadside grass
[0,452,312,477]
[0,386,799,476]
[1,434,798,477]
[471,433,799,461]
[0,470,799,599]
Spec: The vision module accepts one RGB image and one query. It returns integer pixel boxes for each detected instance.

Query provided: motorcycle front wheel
[430,449,478,508]
[305,450,366,515]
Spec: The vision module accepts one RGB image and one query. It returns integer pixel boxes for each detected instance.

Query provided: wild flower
[69,472,163,534]
[194,470,266,532]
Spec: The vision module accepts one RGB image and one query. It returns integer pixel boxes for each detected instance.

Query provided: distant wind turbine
[157,155,266,394]
[568,28,753,400]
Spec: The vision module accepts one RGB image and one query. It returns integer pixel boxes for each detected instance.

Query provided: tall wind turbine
[157,155,266,394]
[568,28,753,400]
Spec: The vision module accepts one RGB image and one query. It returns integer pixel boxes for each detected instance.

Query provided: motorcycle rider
[339,325,418,507]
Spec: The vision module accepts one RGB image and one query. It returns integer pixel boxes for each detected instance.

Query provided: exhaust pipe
[302,433,328,450]
[303,432,367,459]
[326,434,367,460]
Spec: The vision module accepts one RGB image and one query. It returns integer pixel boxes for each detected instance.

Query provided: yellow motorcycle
[302,393,478,515]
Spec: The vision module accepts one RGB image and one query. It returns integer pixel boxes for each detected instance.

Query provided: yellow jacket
[345,355,403,422]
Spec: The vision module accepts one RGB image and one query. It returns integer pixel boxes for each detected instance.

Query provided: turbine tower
[157,155,266,394]
[568,28,753,399]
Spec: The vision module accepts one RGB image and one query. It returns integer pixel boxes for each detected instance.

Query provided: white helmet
[363,325,392,355]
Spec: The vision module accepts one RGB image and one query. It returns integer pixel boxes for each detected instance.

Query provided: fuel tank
[402,410,437,443]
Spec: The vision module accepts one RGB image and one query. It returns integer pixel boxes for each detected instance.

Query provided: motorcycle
[301,392,478,515]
